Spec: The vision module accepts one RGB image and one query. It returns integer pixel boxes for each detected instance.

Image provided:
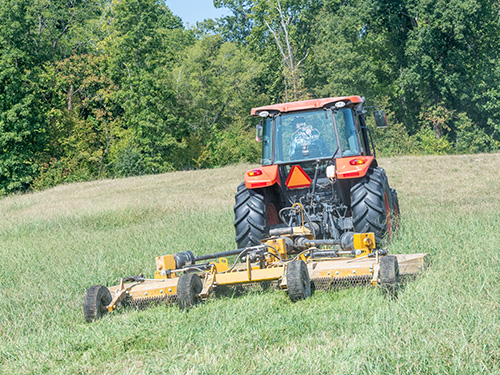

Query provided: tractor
[83,96,431,322]
[234,96,399,248]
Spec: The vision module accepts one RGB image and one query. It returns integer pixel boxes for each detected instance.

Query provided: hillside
[1,154,499,374]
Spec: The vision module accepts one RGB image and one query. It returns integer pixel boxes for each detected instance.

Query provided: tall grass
[1,155,499,374]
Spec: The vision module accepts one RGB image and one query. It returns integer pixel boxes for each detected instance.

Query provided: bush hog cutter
[84,96,429,322]
[83,204,427,322]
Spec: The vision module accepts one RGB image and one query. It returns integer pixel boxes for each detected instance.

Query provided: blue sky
[166,1,231,26]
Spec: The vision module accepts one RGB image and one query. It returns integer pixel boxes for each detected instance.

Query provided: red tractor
[234,96,399,248]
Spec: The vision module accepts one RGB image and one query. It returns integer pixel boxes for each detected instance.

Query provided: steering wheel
[293,126,320,142]
[308,128,320,142]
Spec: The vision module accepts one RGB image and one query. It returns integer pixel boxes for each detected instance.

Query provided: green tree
[0,0,102,195]
[311,0,500,152]
[33,53,123,189]
[403,0,500,147]
[100,0,194,173]
[215,0,321,101]
[172,35,266,167]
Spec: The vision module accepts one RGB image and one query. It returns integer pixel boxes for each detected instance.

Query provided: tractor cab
[254,96,383,166]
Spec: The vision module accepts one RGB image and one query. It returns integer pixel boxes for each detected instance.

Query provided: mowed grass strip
[0,155,499,374]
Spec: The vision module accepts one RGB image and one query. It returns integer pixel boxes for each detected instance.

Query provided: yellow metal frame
[103,227,427,313]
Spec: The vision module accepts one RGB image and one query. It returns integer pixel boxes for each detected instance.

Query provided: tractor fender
[336,156,376,179]
[244,165,280,189]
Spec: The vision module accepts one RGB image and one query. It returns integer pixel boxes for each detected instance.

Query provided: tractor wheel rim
[384,193,392,239]
[394,202,400,230]
[268,203,279,226]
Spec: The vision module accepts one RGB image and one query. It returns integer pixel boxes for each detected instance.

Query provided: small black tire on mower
[379,255,400,295]
[177,273,203,310]
[350,167,394,242]
[83,285,112,323]
[286,260,312,302]
[233,182,279,248]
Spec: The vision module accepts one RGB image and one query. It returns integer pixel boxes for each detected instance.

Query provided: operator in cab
[289,116,329,160]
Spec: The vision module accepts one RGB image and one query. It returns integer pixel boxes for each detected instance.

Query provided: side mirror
[374,110,387,128]
[256,122,263,142]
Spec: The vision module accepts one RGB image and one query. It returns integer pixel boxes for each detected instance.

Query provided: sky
[166,0,231,26]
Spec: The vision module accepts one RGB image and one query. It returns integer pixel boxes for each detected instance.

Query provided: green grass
[1,155,500,374]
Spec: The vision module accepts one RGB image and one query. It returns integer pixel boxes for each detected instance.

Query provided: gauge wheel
[177,273,203,310]
[83,285,112,322]
[286,260,312,302]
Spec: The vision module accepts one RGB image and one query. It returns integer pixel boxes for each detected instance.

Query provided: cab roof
[251,96,363,116]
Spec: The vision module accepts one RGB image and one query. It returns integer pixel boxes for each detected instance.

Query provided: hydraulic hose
[194,245,266,262]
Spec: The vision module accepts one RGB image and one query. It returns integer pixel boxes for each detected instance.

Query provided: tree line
[1,0,499,196]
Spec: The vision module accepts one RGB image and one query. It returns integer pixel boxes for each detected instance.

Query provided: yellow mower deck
[107,252,426,305]
[308,252,427,280]
[83,227,428,322]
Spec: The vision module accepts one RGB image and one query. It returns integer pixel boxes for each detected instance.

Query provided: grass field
[1,154,500,374]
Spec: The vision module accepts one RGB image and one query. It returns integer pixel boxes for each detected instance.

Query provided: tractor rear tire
[286,260,312,302]
[83,285,112,322]
[177,273,203,310]
[350,167,394,242]
[234,183,279,248]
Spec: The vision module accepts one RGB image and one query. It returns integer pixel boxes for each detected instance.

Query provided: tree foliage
[1,0,499,195]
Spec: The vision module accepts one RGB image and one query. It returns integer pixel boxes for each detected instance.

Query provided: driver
[289,117,327,159]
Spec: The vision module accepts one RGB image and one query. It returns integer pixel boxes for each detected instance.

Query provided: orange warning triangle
[286,165,312,189]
